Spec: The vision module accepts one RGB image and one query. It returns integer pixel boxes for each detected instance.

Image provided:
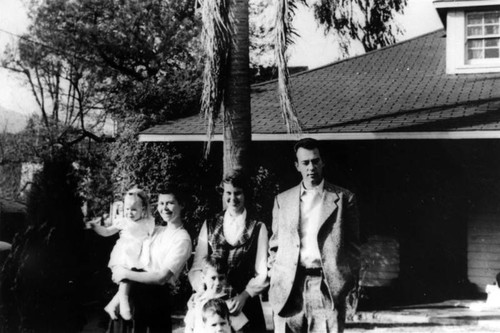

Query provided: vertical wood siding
[360,235,400,287]
[468,213,500,291]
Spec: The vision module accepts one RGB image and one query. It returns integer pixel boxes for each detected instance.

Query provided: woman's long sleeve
[244,225,269,297]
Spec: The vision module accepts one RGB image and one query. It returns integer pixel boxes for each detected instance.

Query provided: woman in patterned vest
[188,173,269,332]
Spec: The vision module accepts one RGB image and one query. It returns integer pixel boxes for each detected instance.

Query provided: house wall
[360,235,399,287]
[463,141,500,293]
[255,139,494,303]
[468,212,500,291]
[0,163,22,200]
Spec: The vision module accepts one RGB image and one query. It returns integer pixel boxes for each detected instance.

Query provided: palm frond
[200,0,232,147]
[274,0,302,134]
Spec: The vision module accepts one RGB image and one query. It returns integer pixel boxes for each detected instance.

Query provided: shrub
[0,149,85,332]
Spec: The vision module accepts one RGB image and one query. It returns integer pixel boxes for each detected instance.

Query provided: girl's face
[123,196,144,222]
[222,183,245,216]
[157,193,183,224]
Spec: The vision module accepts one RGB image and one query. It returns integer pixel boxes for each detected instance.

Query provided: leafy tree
[312,0,407,52]
[2,0,203,212]
[2,0,202,147]
[249,0,275,68]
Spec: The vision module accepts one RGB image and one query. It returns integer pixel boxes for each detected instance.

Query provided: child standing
[88,188,155,320]
[184,255,248,333]
[201,298,232,333]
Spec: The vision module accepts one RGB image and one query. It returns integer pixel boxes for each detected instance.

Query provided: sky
[0,0,444,117]
[288,0,443,67]
[0,0,34,117]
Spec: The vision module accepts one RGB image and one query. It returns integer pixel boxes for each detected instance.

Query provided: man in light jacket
[268,138,360,333]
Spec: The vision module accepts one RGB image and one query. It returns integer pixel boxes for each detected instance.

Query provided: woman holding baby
[94,184,192,333]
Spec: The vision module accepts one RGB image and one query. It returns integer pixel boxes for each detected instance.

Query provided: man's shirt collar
[300,179,325,196]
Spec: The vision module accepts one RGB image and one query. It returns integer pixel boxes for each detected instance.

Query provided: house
[140,0,500,303]
[0,162,40,244]
[0,198,25,244]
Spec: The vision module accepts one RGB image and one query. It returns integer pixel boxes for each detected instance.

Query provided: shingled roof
[139,29,500,142]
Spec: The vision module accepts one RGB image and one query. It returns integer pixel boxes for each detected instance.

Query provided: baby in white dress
[88,188,154,320]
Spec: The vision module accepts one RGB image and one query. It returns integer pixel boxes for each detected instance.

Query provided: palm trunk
[223,0,251,177]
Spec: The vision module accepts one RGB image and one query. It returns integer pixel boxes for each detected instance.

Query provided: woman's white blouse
[188,211,269,297]
[223,209,247,245]
[147,223,192,284]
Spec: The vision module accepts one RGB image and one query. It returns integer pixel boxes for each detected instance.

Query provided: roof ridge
[251,29,446,88]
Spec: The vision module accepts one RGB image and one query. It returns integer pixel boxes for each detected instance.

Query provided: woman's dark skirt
[107,282,172,333]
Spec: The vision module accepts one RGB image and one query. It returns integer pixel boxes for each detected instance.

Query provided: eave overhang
[138,131,500,142]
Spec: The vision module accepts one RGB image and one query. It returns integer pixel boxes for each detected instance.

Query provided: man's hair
[496,272,500,285]
[201,298,230,323]
[202,254,227,275]
[294,138,321,154]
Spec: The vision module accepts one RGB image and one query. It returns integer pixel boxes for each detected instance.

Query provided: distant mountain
[0,106,29,133]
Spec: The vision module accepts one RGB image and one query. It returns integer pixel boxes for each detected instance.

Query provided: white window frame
[465,11,500,65]
[445,8,500,74]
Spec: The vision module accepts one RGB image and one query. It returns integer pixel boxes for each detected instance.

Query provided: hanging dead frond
[200,0,232,149]
[274,0,302,134]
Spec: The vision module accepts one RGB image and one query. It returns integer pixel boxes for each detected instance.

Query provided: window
[466,11,500,64]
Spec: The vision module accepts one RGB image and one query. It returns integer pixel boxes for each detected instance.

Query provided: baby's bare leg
[104,293,119,320]
[118,281,132,320]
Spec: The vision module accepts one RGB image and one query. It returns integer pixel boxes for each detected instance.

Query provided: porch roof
[139,29,500,142]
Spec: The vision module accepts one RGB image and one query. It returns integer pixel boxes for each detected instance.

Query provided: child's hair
[203,254,227,275]
[201,298,230,323]
[496,272,500,285]
[125,188,151,218]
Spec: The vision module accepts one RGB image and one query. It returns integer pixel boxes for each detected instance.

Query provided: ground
[83,300,500,332]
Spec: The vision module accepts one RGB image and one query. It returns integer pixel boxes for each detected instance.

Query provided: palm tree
[201,0,259,177]
[200,0,406,177]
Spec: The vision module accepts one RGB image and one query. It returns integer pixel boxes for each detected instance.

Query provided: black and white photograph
[1,0,500,332]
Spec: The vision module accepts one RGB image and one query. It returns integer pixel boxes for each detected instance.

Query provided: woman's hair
[201,298,230,323]
[156,183,186,207]
[496,272,500,285]
[125,188,151,218]
[217,172,250,198]
[202,254,227,275]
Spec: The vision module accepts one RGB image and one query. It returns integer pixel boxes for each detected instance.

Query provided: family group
[87,138,361,333]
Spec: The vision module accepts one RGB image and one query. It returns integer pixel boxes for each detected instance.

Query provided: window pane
[468,49,483,59]
[484,13,499,24]
[485,39,499,47]
[468,14,483,24]
[485,48,499,58]
[468,39,483,48]
[468,26,483,36]
[485,25,499,35]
